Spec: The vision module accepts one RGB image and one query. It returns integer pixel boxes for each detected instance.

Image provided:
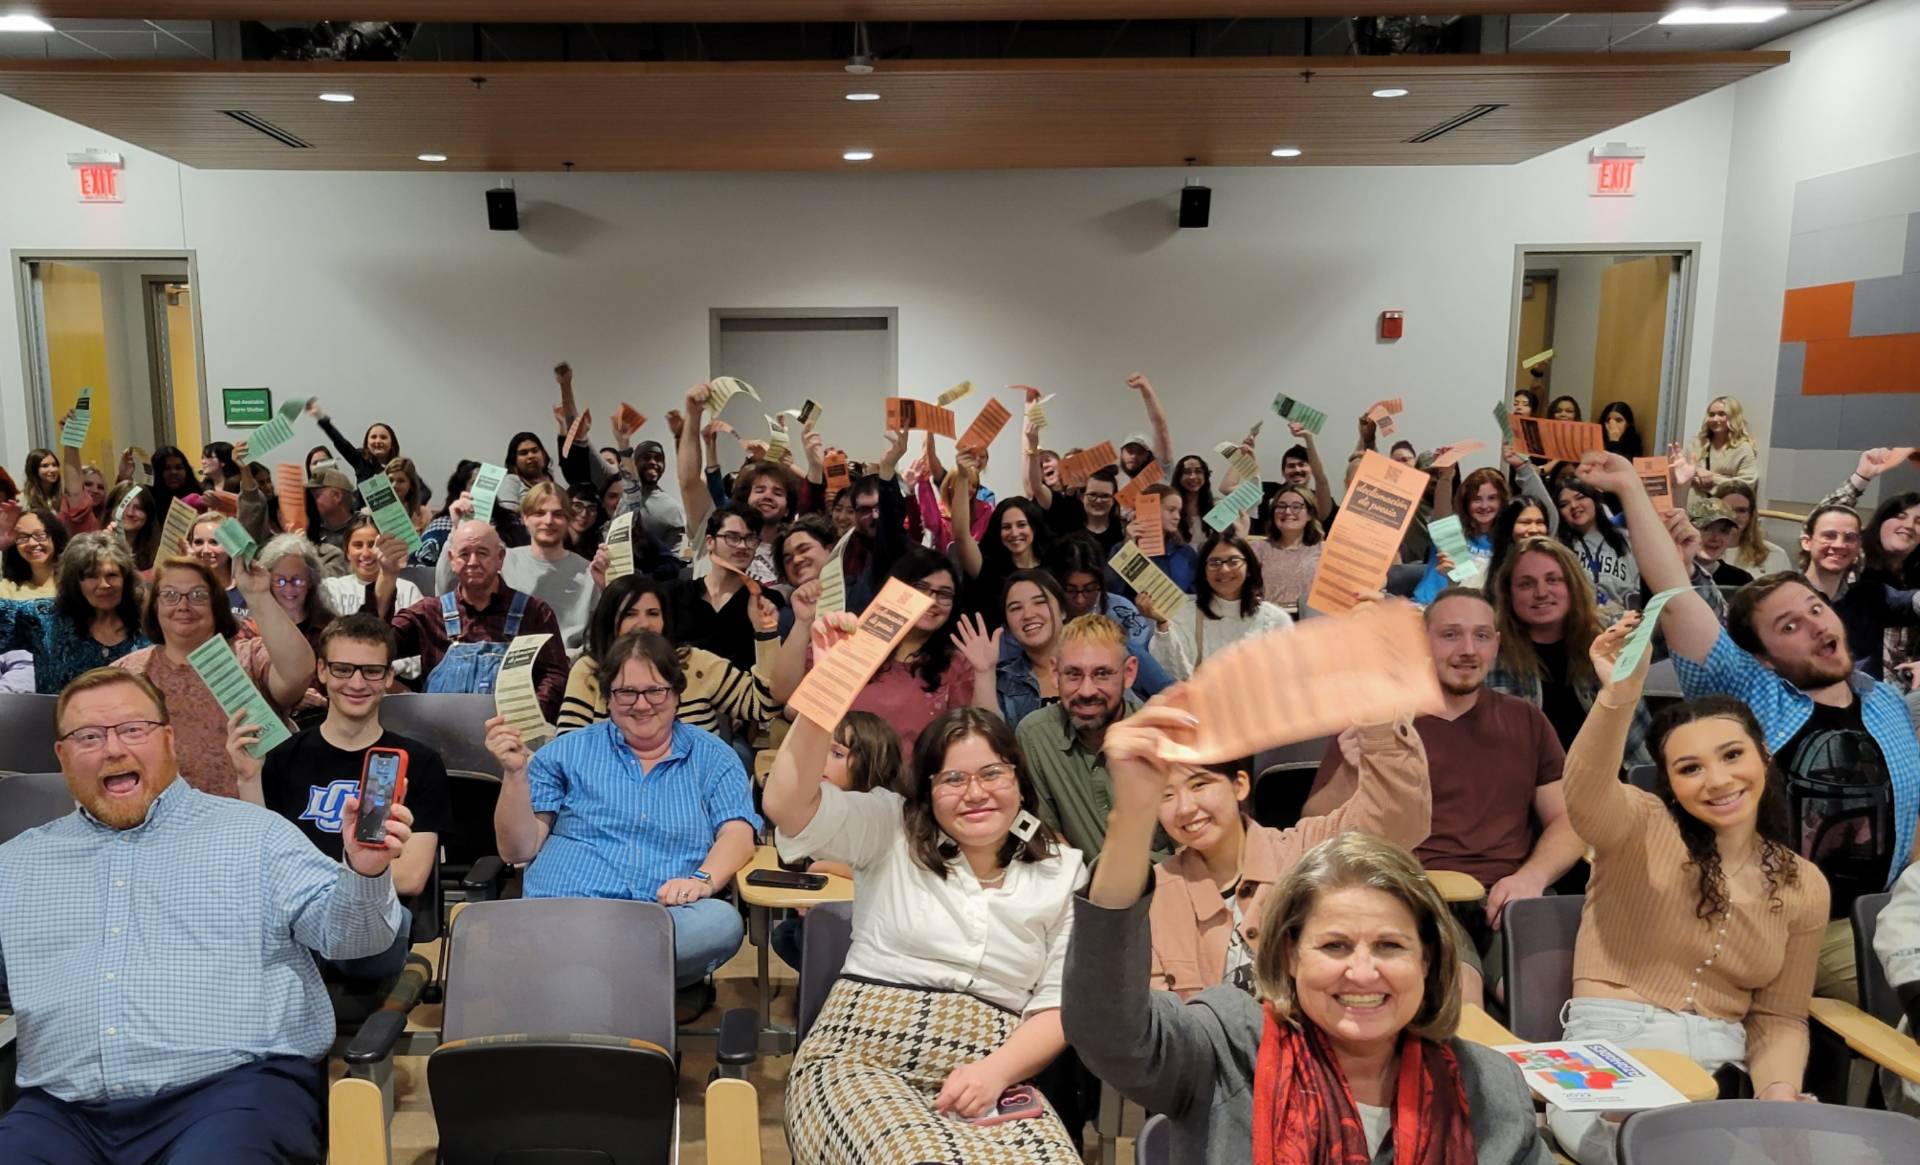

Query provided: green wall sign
[222,387,273,427]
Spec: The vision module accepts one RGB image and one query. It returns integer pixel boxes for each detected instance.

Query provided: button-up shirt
[0,779,402,1103]
[522,719,761,902]
[775,785,1085,1016]
[1675,628,1920,886]
[1015,696,1154,858]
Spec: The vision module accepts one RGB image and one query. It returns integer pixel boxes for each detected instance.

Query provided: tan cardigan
[1566,682,1829,1094]
[1147,720,1431,998]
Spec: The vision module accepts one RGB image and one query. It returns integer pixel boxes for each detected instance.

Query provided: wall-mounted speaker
[1178,184,1211,229]
[486,187,519,231]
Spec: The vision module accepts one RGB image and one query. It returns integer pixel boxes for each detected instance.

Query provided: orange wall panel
[1800,333,1920,395]
[1780,282,1855,343]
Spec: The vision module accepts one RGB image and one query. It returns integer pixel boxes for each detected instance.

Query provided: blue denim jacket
[995,593,1174,724]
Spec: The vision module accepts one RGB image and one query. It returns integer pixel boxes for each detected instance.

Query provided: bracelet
[754,629,781,642]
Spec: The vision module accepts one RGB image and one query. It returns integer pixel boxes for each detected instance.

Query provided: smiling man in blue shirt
[0,667,409,1164]
[488,629,760,990]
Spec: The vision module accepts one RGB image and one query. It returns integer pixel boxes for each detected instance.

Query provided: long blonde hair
[1690,395,1753,456]
[1716,481,1771,570]
[1490,537,1604,687]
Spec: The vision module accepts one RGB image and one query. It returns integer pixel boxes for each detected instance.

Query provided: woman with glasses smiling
[0,508,68,600]
[112,554,315,798]
[766,700,1086,1164]
[1144,530,1293,682]
[1250,485,1324,612]
[254,533,339,727]
[0,532,150,693]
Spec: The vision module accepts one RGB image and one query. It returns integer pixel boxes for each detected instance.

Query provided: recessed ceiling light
[1270,147,1303,158]
[843,149,874,162]
[0,15,55,32]
[1372,88,1410,99]
[1658,5,1787,23]
[318,92,356,103]
[417,153,447,162]
[845,92,881,102]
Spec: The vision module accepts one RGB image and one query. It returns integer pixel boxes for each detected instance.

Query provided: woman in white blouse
[1142,530,1292,680]
[765,682,1087,1165]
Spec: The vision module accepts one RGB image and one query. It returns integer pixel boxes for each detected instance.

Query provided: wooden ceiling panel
[26,1,1851,20]
[0,55,1784,170]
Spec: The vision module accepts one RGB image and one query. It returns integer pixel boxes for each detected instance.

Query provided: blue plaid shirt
[0,779,402,1103]
[1674,628,1920,889]
[522,719,761,902]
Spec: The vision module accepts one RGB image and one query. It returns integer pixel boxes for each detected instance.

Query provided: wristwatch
[691,869,712,883]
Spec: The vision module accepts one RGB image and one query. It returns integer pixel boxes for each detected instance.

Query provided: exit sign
[1591,158,1638,198]
[77,164,121,202]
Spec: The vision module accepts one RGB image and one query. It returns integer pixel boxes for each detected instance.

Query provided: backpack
[425,590,528,697]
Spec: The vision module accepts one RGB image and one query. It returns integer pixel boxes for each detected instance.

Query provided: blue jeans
[0,1055,323,1164]
[671,897,744,988]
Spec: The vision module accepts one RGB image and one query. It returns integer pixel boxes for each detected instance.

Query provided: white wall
[4,80,1740,503]
[1712,0,1920,503]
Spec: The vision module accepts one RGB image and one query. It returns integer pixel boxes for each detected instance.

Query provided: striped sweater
[558,640,777,740]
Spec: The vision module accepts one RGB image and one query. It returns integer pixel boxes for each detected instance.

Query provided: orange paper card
[791,579,937,730]
[1115,460,1163,510]
[564,409,591,452]
[1134,509,1166,558]
[1512,417,1603,462]
[1634,457,1675,513]
[1058,441,1119,489]
[885,397,957,438]
[274,463,308,533]
[823,451,852,502]
[614,403,646,433]
[206,489,239,517]
[1306,451,1432,616]
[1430,440,1487,470]
[1155,602,1443,765]
[711,555,763,598]
[957,398,1012,454]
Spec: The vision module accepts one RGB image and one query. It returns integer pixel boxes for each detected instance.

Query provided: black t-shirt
[667,575,785,673]
[260,726,454,902]
[1532,639,1586,750]
[1776,698,1892,918]
[1710,560,1754,587]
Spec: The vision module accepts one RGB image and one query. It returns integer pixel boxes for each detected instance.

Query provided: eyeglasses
[609,685,675,709]
[1271,503,1307,516]
[853,504,881,518]
[911,581,957,605]
[271,575,310,591]
[931,763,1016,793]
[15,529,52,545]
[60,720,162,751]
[1059,667,1120,685]
[1205,557,1247,571]
[157,587,212,608]
[712,531,753,549]
[1062,583,1104,599]
[323,661,392,682]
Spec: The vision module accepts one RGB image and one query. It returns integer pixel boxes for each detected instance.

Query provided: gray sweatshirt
[1062,895,1552,1165]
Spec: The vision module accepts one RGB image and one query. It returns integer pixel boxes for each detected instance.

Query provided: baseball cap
[1688,495,1738,528]
[306,464,355,493]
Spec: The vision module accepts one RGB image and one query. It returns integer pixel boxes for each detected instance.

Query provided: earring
[1010,809,1042,843]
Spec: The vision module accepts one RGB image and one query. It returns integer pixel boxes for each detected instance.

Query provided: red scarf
[1252,1005,1477,1165]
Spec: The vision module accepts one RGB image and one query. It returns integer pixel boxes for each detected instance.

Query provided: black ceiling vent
[219,110,314,148]
[1406,103,1507,144]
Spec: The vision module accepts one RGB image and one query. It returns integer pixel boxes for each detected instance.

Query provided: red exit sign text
[1590,158,1638,198]
[77,164,122,203]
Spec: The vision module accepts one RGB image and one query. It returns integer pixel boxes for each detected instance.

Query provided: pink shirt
[814,645,978,754]
[115,637,288,799]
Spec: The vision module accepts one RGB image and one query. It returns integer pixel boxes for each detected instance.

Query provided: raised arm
[1023,418,1055,510]
[770,582,818,706]
[1127,373,1174,468]
[232,557,317,707]
[1564,619,1656,852]
[1576,451,1721,663]
[1289,719,1430,855]
[678,383,714,537]
[306,399,376,481]
[948,451,985,579]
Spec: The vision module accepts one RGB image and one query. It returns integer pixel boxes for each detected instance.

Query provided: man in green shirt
[1017,613,1164,858]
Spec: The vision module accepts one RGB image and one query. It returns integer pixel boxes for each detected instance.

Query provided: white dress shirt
[776,784,1086,1016]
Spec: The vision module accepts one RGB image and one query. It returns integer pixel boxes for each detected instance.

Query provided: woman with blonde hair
[1713,481,1793,575]
[1686,396,1757,490]
[1068,707,1550,1165]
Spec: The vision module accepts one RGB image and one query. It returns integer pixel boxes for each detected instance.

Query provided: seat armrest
[344,1009,412,1067]
[1809,996,1920,1085]
[717,1007,760,1068]
[461,855,507,899]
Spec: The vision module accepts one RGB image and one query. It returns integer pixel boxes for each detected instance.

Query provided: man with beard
[1305,586,1577,1009]
[1016,613,1166,858]
[617,438,686,556]
[1584,450,1920,1005]
[0,668,409,1161]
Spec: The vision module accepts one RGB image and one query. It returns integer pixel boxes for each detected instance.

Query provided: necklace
[977,868,1007,889]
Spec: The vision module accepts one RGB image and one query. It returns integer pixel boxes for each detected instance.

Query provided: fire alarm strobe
[1379,311,1404,340]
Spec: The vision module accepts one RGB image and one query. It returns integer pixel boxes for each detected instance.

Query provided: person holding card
[1121,372,1175,477]
[145,445,199,517]
[1250,485,1324,612]
[678,382,801,586]
[306,398,402,484]
[0,532,149,693]
[113,555,313,799]
[1047,535,1175,699]
[1132,483,1199,594]
[1546,619,1828,1163]
[1554,480,1640,610]
[1026,410,1125,554]
[184,512,238,602]
[438,482,597,659]
[1413,462,1555,606]
[1144,531,1292,682]
[952,460,1054,630]
[559,576,778,742]
[225,612,452,985]
[767,698,1087,1164]
[775,514,837,596]
[383,457,433,535]
[1171,454,1216,546]
[323,516,424,683]
[1582,450,1920,1006]
[661,506,785,673]
[1685,397,1758,491]
[1070,755,1550,1165]
[0,667,408,1163]
[102,481,162,572]
[255,533,338,727]
[491,629,759,1005]
[614,436,685,553]
[1275,429,1336,527]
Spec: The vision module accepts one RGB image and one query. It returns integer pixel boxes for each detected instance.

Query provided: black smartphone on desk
[746,868,829,892]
